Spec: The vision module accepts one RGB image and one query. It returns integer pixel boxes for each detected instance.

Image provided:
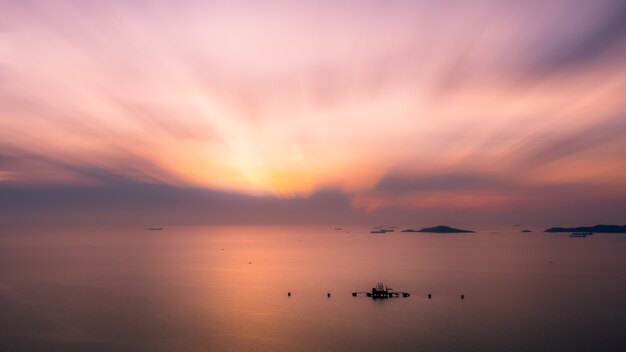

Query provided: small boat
[570,232,592,237]
[148,227,163,231]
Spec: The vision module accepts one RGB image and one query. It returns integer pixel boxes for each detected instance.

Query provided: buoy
[461,294,465,299]
[288,292,291,297]
[327,292,331,298]
[428,293,431,299]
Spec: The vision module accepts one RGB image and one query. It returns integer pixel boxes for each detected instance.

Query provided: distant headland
[544,224,626,233]
[402,225,475,233]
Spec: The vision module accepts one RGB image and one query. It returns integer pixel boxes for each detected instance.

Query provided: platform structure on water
[352,282,410,298]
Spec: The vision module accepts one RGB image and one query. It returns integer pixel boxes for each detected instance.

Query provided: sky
[1,0,626,226]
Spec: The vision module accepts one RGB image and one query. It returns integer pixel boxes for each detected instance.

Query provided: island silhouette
[402,225,475,233]
[544,224,626,233]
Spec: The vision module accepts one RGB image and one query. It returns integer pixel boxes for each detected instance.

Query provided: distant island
[544,224,626,233]
[402,225,475,233]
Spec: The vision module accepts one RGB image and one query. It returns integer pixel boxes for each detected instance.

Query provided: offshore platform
[352,282,410,298]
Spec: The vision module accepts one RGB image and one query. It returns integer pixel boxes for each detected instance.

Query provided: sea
[0,225,625,351]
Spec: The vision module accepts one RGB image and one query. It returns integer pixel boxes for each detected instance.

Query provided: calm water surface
[1,225,625,351]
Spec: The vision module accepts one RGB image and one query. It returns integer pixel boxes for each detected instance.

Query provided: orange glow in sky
[1,0,626,214]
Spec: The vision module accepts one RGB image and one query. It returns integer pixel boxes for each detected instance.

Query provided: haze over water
[1,225,625,351]
[2,1,626,350]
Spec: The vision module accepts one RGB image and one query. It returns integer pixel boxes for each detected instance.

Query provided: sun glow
[1,0,626,210]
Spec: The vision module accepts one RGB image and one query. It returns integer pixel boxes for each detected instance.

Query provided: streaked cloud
[1,0,625,222]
